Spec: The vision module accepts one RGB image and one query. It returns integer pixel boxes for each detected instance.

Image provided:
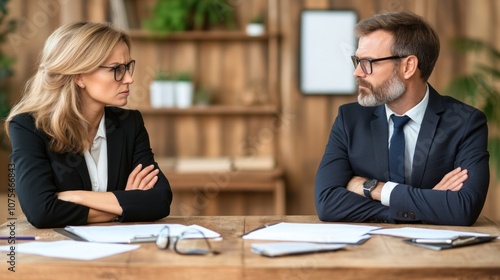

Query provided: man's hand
[347,176,366,195]
[125,164,159,191]
[433,167,468,191]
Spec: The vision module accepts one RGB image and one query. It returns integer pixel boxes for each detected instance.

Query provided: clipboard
[404,235,497,250]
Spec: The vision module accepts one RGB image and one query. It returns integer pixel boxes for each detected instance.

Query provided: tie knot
[391,115,411,129]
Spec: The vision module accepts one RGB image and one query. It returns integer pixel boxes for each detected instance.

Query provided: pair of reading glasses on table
[154,225,220,256]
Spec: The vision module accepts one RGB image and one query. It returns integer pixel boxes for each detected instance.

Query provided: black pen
[241,222,279,237]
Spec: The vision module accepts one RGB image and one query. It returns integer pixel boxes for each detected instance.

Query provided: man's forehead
[356,30,394,57]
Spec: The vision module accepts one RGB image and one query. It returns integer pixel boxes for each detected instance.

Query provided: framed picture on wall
[300,10,358,95]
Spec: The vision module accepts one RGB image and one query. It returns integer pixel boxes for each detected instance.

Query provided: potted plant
[173,72,194,108]
[194,86,212,106]
[444,37,500,174]
[150,69,175,108]
[246,14,265,36]
[143,0,237,33]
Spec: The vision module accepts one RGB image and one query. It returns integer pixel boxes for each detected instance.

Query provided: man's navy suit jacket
[9,107,173,228]
[315,85,489,225]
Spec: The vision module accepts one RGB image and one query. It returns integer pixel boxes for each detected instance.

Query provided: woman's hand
[125,164,159,191]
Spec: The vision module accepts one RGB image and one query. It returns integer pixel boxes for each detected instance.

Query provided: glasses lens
[128,61,135,76]
[156,226,171,250]
[115,64,126,81]
[174,229,212,255]
[360,60,371,74]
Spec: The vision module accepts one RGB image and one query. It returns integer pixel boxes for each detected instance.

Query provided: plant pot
[246,23,264,36]
[150,80,175,108]
[174,81,194,108]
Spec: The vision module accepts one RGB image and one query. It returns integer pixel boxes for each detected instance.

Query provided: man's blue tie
[389,115,411,183]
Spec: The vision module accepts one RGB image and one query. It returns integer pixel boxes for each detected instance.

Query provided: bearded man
[314,11,489,226]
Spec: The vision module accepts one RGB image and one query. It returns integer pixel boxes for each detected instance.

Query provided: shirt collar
[96,112,107,140]
[385,84,429,125]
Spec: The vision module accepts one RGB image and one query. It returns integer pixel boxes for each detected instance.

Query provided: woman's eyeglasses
[155,225,220,256]
[99,60,135,82]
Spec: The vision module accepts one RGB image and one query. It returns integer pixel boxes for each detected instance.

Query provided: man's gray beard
[357,73,406,107]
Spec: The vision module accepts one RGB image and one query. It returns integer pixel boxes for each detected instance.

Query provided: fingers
[433,167,468,191]
[125,164,160,191]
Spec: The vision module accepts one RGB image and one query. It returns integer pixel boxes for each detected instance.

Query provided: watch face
[364,179,377,191]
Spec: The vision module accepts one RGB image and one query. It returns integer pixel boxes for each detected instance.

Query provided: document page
[0,240,139,260]
[242,222,380,244]
[65,224,221,243]
[370,227,490,239]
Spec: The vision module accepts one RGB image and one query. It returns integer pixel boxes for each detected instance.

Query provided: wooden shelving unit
[127,0,283,216]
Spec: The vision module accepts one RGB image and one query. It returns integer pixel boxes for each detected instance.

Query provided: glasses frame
[156,225,220,256]
[98,60,135,82]
[351,55,408,75]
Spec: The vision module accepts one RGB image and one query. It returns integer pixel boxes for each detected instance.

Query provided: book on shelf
[233,156,275,171]
[175,157,233,173]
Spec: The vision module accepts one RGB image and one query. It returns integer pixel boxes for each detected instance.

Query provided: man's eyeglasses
[99,60,135,82]
[351,55,408,75]
[155,225,220,256]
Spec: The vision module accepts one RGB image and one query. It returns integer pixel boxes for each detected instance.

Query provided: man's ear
[402,55,418,79]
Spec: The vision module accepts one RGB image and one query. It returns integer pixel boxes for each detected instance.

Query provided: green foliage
[143,0,237,33]
[444,37,500,175]
[0,0,16,150]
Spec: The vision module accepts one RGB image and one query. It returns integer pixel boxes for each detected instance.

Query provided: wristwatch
[363,179,378,199]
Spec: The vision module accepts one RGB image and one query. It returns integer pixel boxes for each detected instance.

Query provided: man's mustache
[357,79,371,88]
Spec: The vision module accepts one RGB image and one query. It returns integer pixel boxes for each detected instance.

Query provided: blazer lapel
[371,105,390,181]
[72,153,92,191]
[104,108,124,191]
[410,85,444,187]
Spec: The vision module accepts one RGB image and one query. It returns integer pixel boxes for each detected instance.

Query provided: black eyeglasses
[98,60,135,82]
[155,225,220,256]
[351,55,408,75]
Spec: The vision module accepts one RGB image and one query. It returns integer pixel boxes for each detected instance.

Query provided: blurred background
[0,0,499,223]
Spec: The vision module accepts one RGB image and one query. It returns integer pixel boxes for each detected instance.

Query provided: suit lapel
[371,106,390,181]
[72,153,92,191]
[104,108,124,191]
[410,85,444,187]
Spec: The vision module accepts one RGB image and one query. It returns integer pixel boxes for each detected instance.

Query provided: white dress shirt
[381,85,429,206]
[83,114,108,192]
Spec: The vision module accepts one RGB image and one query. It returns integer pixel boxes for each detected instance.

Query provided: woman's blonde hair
[5,21,131,154]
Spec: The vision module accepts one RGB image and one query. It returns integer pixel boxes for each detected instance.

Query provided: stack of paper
[242,222,380,244]
[65,224,221,243]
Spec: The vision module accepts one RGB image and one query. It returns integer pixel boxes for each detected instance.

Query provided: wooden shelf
[162,168,285,215]
[127,29,279,41]
[139,105,279,116]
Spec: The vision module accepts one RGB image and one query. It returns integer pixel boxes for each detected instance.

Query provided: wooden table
[1,215,499,279]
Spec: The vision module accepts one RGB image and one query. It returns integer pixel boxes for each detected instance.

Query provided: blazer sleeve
[111,109,173,222]
[9,114,90,228]
[315,105,389,222]
[389,109,489,226]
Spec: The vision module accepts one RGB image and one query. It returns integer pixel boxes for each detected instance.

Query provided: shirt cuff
[381,182,398,206]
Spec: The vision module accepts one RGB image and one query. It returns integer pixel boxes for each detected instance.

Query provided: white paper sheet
[370,227,490,239]
[0,240,139,260]
[242,222,380,244]
[65,224,221,243]
[251,242,346,257]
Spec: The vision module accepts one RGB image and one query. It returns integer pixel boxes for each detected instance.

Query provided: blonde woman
[5,22,172,228]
